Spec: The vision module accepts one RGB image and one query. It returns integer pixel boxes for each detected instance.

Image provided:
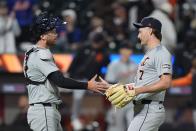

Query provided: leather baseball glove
[105,83,136,108]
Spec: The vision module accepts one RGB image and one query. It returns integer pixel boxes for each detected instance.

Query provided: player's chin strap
[24,47,46,85]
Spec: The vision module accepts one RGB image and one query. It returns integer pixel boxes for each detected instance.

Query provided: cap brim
[133,22,144,28]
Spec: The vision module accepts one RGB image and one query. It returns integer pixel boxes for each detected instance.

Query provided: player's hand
[99,76,111,86]
[87,75,109,94]
[105,83,136,108]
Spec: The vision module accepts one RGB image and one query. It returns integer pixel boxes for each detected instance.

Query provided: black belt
[133,100,163,105]
[30,103,59,109]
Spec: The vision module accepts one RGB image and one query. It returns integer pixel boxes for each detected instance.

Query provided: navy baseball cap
[34,12,65,34]
[133,17,162,33]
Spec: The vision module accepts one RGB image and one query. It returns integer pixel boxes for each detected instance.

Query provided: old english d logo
[141,57,149,66]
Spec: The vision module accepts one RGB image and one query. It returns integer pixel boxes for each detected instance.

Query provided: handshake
[88,75,136,109]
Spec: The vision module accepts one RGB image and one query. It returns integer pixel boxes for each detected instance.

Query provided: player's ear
[40,34,47,40]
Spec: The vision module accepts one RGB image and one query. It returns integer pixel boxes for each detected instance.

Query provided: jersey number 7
[139,70,144,80]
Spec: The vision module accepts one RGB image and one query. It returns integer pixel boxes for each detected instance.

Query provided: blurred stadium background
[0,0,196,131]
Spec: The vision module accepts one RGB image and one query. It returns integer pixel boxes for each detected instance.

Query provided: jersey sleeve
[155,50,172,77]
[36,50,59,77]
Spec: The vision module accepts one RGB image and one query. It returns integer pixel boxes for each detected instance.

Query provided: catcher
[24,12,107,131]
[102,17,172,131]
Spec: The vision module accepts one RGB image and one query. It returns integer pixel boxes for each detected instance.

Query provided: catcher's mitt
[105,83,136,108]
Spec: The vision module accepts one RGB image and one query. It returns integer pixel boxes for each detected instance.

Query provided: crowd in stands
[0,0,196,131]
[0,0,195,76]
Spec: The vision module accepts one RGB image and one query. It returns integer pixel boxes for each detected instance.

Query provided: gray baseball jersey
[24,46,62,104]
[134,44,172,101]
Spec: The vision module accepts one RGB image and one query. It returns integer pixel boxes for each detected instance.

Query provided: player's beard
[137,38,141,44]
[138,38,148,52]
[138,37,148,46]
[46,39,56,47]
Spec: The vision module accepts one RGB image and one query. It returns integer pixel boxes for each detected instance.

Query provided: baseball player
[23,12,107,131]
[102,17,172,131]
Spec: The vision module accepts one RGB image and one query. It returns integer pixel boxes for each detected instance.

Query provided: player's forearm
[134,93,156,101]
[135,81,168,95]
[135,75,172,95]
[48,71,87,90]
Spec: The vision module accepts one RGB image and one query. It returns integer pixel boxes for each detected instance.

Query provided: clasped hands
[88,75,136,109]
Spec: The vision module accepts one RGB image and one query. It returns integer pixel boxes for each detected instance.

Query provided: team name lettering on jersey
[141,57,150,66]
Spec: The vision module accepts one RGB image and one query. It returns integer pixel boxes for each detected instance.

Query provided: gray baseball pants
[128,102,165,131]
[27,104,63,131]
